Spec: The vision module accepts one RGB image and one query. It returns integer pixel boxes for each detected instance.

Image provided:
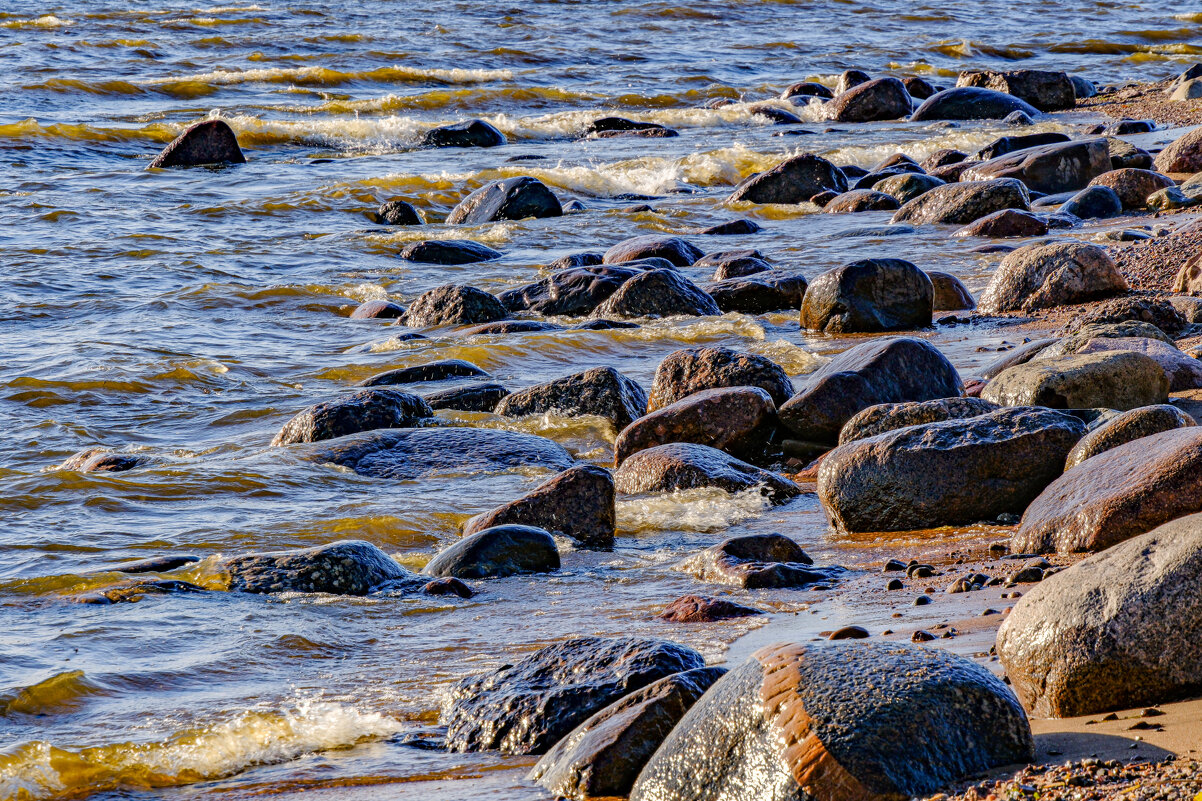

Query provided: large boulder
[271,389,432,446]
[929,271,976,310]
[728,154,848,204]
[499,265,640,316]
[589,270,720,319]
[910,86,1040,121]
[613,443,800,504]
[704,272,808,314]
[360,359,489,387]
[648,347,793,411]
[873,172,945,204]
[148,119,245,169]
[981,351,1168,411]
[463,464,616,548]
[957,69,1075,111]
[629,642,1034,801]
[1153,127,1202,173]
[1087,168,1175,210]
[778,337,963,444]
[818,407,1085,533]
[420,119,506,148]
[1071,337,1202,391]
[423,524,559,578]
[442,636,706,754]
[998,514,1202,717]
[225,540,409,595]
[1065,404,1195,468]
[822,189,899,213]
[978,241,1127,313]
[680,533,839,589]
[398,240,503,264]
[531,667,727,800]
[890,179,1029,225]
[827,77,912,122]
[838,397,998,444]
[603,235,703,267]
[495,367,648,430]
[951,208,1048,238]
[446,176,562,224]
[400,284,508,327]
[1012,427,1202,553]
[613,386,777,465]
[312,427,575,480]
[800,258,933,333]
[961,139,1112,194]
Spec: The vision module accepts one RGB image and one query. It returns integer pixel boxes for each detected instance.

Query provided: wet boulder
[698,218,762,235]
[751,104,802,125]
[313,427,574,480]
[350,299,406,319]
[1153,127,1202,173]
[1012,427,1202,554]
[398,240,503,265]
[495,366,648,430]
[974,132,1072,161]
[983,351,1168,411]
[629,641,1034,801]
[952,208,1048,238]
[421,119,506,148]
[442,636,706,754]
[822,189,899,213]
[614,386,777,465]
[531,667,727,800]
[1068,337,1202,391]
[361,359,489,387]
[463,464,615,548]
[225,540,409,595]
[423,524,559,579]
[1065,404,1195,468]
[401,284,508,327]
[1060,185,1123,219]
[998,513,1202,717]
[499,265,640,316]
[148,119,245,169]
[910,86,1039,121]
[1067,296,1188,337]
[957,69,1075,111]
[659,595,763,622]
[920,148,967,171]
[695,250,770,280]
[728,153,847,204]
[271,389,432,446]
[928,271,976,310]
[446,176,562,224]
[819,407,1085,533]
[374,199,422,225]
[459,320,564,336]
[781,81,833,100]
[648,347,794,410]
[778,337,963,444]
[680,533,838,589]
[57,448,141,473]
[961,139,1112,194]
[827,77,912,122]
[613,442,800,503]
[903,75,938,99]
[978,242,1126,313]
[801,258,933,333]
[835,69,870,94]
[1087,168,1175,210]
[586,117,675,137]
[838,397,999,444]
[588,270,720,319]
[891,178,1030,225]
[872,172,944,205]
[603,235,703,267]
[423,383,510,413]
[704,272,808,314]
[1107,137,1153,170]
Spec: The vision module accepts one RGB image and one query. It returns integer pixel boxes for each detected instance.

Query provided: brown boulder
[613,386,777,465]
[613,443,800,503]
[148,119,245,169]
[956,69,1075,111]
[1065,404,1195,468]
[463,464,615,548]
[978,242,1126,314]
[961,139,1112,194]
[1153,127,1202,173]
[952,208,1048,238]
[658,595,763,622]
[891,179,1030,225]
[827,77,913,122]
[982,351,1168,411]
[679,533,839,589]
[928,271,976,310]
[1087,169,1175,210]
[648,347,793,411]
[728,153,847,204]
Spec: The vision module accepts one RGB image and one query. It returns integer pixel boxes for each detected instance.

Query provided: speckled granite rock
[271,389,433,445]
[838,397,998,444]
[1065,404,1195,468]
[613,442,800,504]
[495,367,648,430]
[614,386,777,465]
[225,540,411,595]
[648,347,794,411]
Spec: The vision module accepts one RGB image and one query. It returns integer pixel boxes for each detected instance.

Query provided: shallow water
[2,2,1201,799]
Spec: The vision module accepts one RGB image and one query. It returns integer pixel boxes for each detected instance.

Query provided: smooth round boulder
[872,172,945,205]
[148,119,245,169]
[1060,185,1123,219]
[401,284,508,327]
[903,75,937,99]
[891,179,1030,225]
[398,240,503,265]
[588,270,719,319]
[603,235,703,267]
[648,347,793,411]
[962,139,1112,195]
[827,77,912,122]
[822,189,899,213]
[781,81,833,101]
[614,386,777,465]
[423,524,559,579]
[801,258,933,333]
[838,397,998,444]
[499,265,640,316]
[1153,127,1202,173]
[928,271,976,310]
[728,153,848,204]
[698,218,762,236]
[704,272,808,314]
[696,250,770,280]
[420,119,506,148]
[835,69,870,94]
[957,69,1075,112]
[974,132,1072,161]
[629,641,1034,801]
[350,299,406,319]
[910,86,1039,121]
[659,595,763,622]
[271,389,432,446]
[978,242,1126,314]
[1065,404,1195,468]
[679,533,838,589]
[446,176,563,224]
[360,359,489,387]
[496,366,648,430]
[375,199,422,225]
[982,351,1168,411]
[463,464,615,548]
[1088,168,1175,210]
[225,540,408,595]
[614,442,800,504]
[952,208,1048,238]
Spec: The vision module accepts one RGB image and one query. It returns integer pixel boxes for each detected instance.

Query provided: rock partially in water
[928,271,976,310]
[531,667,727,800]
[827,77,912,122]
[974,132,1072,161]
[695,249,770,280]
[957,69,1075,111]
[401,284,508,327]
[1088,168,1175,210]
[819,407,1085,533]
[998,513,1202,716]
[360,359,489,387]
[1060,185,1123,219]
[659,595,764,622]
[148,119,246,169]
[835,69,870,94]
[704,272,808,314]
[778,337,963,444]
[911,86,1039,121]
[614,442,800,503]
[350,299,406,319]
[589,270,720,319]
[822,189,899,213]
[891,178,1029,225]
[978,242,1126,314]
[920,148,967,171]
[982,351,1168,411]
[57,448,142,473]
[374,199,422,225]
[225,540,410,595]
[499,265,640,316]
[952,208,1048,238]
[614,386,777,465]
[423,383,510,413]
[603,235,703,267]
[873,172,945,204]
[648,346,794,410]
[1065,404,1195,468]
[423,524,559,579]
[698,219,762,235]
[313,427,575,480]
[962,139,1112,195]
[81,579,209,605]
[496,366,648,430]
[781,81,833,101]
[801,258,933,333]
[728,153,847,204]
[464,464,615,549]
[586,117,675,137]
[629,641,1033,801]
[838,397,999,444]
[750,104,802,125]
[442,636,706,754]
[903,75,938,99]
[398,240,503,265]
[1012,427,1202,554]
[421,119,507,148]
[111,555,201,574]
[446,176,563,224]
[271,389,433,446]
[681,533,838,589]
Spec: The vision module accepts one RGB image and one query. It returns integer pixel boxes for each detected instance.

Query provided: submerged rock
[588,270,719,319]
[659,595,764,622]
[613,442,799,503]
[891,178,1029,225]
[398,240,503,265]
[495,367,648,430]
[464,464,616,548]
[423,383,510,413]
[698,219,762,235]
[374,199,422,225]
[57,448,142,473]
[401,284,508,327]
[421,119,507,148]
[614,386,777,465]
[952,208,1048,238]
[680,533,838,589]
[827,77,912,122]
[350,299,406,319]
[360,359,489,387]
[801,258,933,333]
[728,153,847,204]
[271,389,433,446]
[148,119,245,169]
[225,540,410,595]
[446,176,563,224]
[423,524,559,579]
[648,347,794,411]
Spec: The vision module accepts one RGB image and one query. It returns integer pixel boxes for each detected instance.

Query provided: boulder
[312,426,575,480]
[586,117,674,136]
[698,219,762,235]
[751,104,802,125]
[421,119,506,148]
[872,172,945,204]
[1013,428,1202,553]
[1176,254,1202,295]
[903,76,937,99]
[819,408,1085,533]
[613,442,800,503]
[978,242,1126,313]
[225,540,408,595]
[822,189,899,213]
[1087,169,1175,210]
[459,320,564,336]
[1065,404,1195,468]
[589,270,719,319]
[499,265,640,316]
[350,299,406,319]
[398,240,503,265]
[801,259,932,333]
[423,524,559,578]
[1065,296,1188,337]
[57,448,141,473]
[442,636,706,754]
[550,252,605,269]
[659,595,763,622]
[629,641,1033,801]
[463,464,616,548]
[974,132,1072,161]
[928,271,976,310]
[446,176,562,224]
[531,667,727,800]
[983,351,1168,411]
[614,386,777,465]
[910,86,1039,121]
[838,397,998,444]
[952,208,1048,238]
[696,250,770,280]
[648,347,794,410]
[781,81,833,101]
[891,179,1030,225]
[704,272,808,314]
[148,119,245,169]
[1153,127,1202,173]
[728,154,848,204]
[778,337,963,444]
[603,235,703,267]
[835,69,870,94]
[680,533,839,589]
[827,77,912,122]
[271,389,432,446]
[1070,75,1097,98]
[1060,185,1123,219]
[961,139,1112,194]
[998,513,1202,716]
[920,148,967,171]
[398,284,508,327]
[496,367,648,430]
[1069,337,1202,391]
[375,199,421,225]
[1107,136,1153,170]
[423,383,510,413]
[361,359,489,387]
[957,69,1075,111]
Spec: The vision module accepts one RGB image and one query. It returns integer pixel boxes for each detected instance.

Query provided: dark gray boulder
[827,77,912,122]
[463,464,615,548]
[781,81,833,100]
[698,219,762,235]
[446,176,562,224]
[148,119,245,169]
[603,235,703,267]
[588,270,720,319]
[800,258,933,333]
[421,119,506,148]
[613,386,777,465]
[974,132,1072,161]
[496,366,648,430]
[374,199,422,225]
[423,383,510,413]
[613,442,800,503]
[398,240,503,264]
[891,178,1030,225]
[648,347,793,410]
[728,154,847,204]
[360,359,489,387]
[499,265,640,316]
[271,389,432,446]
[962,139,1112,195]
[822,189,899,213]
[695,250,770,280]
[928,271,976,310]
[423,524,559,579]
[872,172,945,205]
[957,69,1075,111]
[680,533,838,589]
[1060,185,1123,219]
[910,86,1040,121]
[704,272,808,314]
[57,448,142,473]
[401,284,508,327]
[225,540,409,595]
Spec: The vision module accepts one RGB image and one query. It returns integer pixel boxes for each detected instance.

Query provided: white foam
[617,487,774,534]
